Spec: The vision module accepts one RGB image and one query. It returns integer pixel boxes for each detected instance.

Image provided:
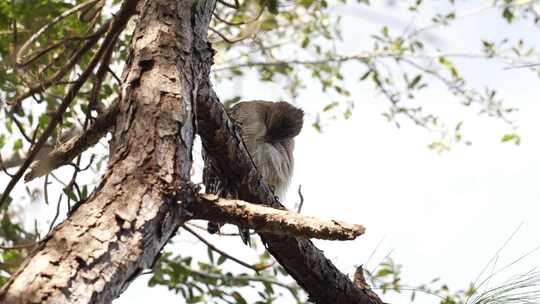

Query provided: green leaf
[260,17,278,31]
[63,187,78,201]
[299,0,314,8]
[301,37,310,48]
[376,268,392,277]
[13,139,23,151]
[438,56,459,77]
[359,70,372,81]
[265,0,279,14]
[207,246,214,264]
[5,119,13,133]
[501,133,521,145]
[502,7,514,23]
[231,291,248,304]
[344,109,352,119]
[323,101,339,112]
[217,255,227,265]
[408,74,422,89]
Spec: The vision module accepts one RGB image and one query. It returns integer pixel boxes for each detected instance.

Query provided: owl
[204,101,304,245]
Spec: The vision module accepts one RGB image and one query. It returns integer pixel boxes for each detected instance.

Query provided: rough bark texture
[197,86,384,304]
[0,0,215,302]
[191,194,365,240]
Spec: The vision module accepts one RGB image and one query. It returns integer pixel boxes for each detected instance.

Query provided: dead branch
[189,194,365,241]
[24,100,118,182]
[0,126,83,170]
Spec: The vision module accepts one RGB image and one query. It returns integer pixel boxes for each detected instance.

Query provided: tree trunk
[0,0,214,302]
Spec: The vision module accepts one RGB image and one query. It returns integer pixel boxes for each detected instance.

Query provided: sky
[2,1,540,303]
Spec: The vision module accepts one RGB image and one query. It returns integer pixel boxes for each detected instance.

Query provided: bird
[204,100,304,245]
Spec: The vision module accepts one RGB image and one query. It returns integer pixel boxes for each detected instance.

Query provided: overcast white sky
[3,1,539,303]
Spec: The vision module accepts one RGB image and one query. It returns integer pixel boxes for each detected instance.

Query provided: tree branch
[24,100,118,182]
[188,194,365,241]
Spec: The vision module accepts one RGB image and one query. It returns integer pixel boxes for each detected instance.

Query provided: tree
[0,0,539,303]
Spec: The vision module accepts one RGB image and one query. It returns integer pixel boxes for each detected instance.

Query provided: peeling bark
[190,194,365,240]
[0,0,214,302]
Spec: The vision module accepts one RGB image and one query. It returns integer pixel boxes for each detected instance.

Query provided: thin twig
[209,27,253,44]
[0,242,38,250]
[295,184,304,213]
[9,21,111,107]
[16,0,100,65]
[183,225,266,272]
[186,267,301,301]
[19,30,106,69]
[217,0,240,9]
[0,154,15,177]
[212,6,264,26]
[88,32,119,118]
[6,110,34,143]
[107,67,122,85]
[43,174,50,205]
[186,222,251,236]
[48,194,63,233]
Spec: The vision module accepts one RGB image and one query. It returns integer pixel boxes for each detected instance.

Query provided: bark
[196,86,384,304]
[190,194,365,240]
[0,0,214,302]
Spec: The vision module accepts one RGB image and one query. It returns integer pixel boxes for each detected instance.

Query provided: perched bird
[205,101,304,244]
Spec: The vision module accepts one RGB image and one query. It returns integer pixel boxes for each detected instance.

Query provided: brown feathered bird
[204,101,304,245]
